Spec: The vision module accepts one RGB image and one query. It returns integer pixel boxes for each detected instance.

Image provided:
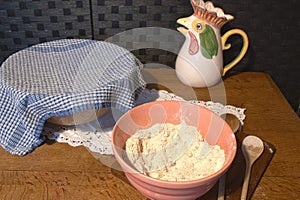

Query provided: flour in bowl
[125,123,225,181]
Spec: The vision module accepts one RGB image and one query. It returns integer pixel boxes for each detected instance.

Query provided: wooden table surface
[0,68,299,199]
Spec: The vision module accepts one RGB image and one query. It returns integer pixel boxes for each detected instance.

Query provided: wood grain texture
[252,177,300,200]
[0,170,144,200]
[1,68,299,199]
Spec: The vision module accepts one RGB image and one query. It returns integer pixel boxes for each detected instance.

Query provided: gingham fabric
[0,39,145,156]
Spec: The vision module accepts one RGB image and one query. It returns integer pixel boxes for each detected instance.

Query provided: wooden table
[0,68,299,199]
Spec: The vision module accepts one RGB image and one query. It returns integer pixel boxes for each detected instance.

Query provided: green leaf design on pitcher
[200,24,218,59]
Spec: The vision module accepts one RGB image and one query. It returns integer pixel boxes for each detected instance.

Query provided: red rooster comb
[190,0,234,28]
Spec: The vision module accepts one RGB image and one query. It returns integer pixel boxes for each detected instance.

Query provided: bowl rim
[112,100,237,186]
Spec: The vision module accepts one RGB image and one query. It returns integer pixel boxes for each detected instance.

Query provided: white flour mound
[125,123,225,181]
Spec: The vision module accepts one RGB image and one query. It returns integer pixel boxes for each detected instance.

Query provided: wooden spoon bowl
[221,113,241,133]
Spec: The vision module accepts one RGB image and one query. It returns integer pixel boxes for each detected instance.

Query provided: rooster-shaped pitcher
[175,0,248,87]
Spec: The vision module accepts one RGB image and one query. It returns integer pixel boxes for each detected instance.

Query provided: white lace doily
[43,89,246,155]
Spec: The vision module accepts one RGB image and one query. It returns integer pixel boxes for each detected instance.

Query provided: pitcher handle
[221,29,249,76]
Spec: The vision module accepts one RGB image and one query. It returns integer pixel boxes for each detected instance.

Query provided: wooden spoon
[217,113,241,200]
[241,135,264,200]
[222,113,241,133]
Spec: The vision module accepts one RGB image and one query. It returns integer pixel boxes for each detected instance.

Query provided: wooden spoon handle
[241,164,252,200]
[217,174,226,200]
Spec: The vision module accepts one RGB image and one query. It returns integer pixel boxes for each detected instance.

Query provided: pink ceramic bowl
[112,100,237,200]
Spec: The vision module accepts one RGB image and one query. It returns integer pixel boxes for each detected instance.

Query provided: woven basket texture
[0,0,92,62]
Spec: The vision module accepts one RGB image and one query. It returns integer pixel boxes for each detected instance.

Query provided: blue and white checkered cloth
[0,39,146,156]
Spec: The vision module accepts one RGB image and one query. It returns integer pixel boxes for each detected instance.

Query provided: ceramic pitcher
[175,0,248,88]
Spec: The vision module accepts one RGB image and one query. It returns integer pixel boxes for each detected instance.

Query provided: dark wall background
[1,0,299,112]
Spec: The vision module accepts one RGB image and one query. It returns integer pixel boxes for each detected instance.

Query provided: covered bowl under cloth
[0,39,145,156]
